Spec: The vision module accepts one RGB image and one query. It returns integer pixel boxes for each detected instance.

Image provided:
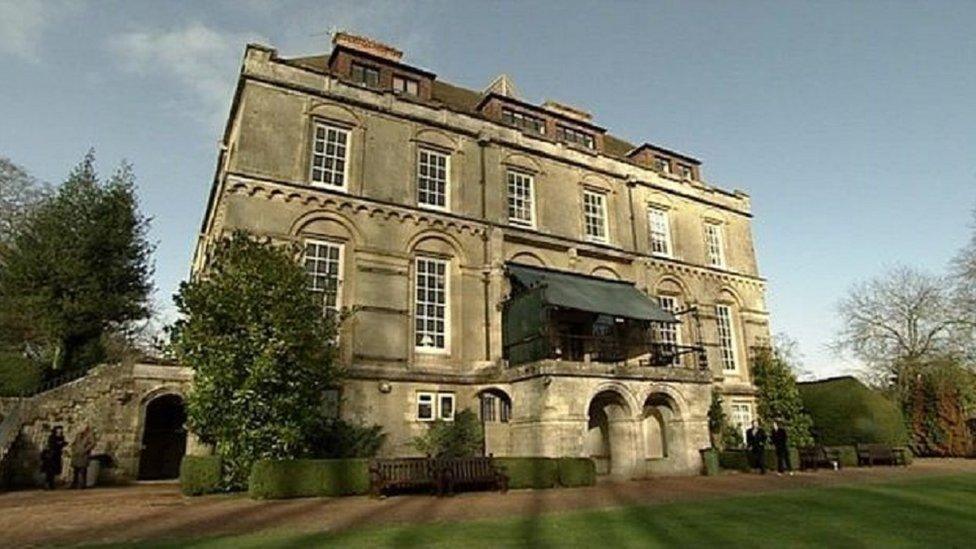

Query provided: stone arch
[137,389,188,481]
[407,229,469,265]
[646,191,676,209]
[585,385,640,478]
[580,173,614,194]
[654,275,689,298]
[591,266,620,280]
[308,101,363,127]
[642,392,680,460]
[413,127,460,152]
[507,251,546,268]
[290,210,363,244]
[701,207,729,225]
[717,286,744,308]
[502,152,544,175]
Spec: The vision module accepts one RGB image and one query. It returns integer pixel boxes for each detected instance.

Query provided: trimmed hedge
[827,445,859,468]
[249,458,369,500]
[495,457,559,489]
[180,455,223,496]
[798,377,908,446]
[718,450,751,472]
[719,448,801,472]
[557,458,597,487]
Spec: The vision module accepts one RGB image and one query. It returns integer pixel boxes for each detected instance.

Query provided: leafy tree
[752,345,814,447]
[411,409,484,458]
[897,356,975,457]
[0,151,153,372]
[306,418,386,459]
[708,391,746,450]
[169,232,342,487]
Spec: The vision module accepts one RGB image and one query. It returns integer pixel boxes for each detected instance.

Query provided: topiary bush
[495,457,559,489]
[180,455,223,496]
[248,458,370,499]
[798,376,908,446]
[557,458,596,487]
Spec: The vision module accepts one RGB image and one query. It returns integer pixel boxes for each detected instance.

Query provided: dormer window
[654,157,672,174]
[556,125,595,149]
[502,108,545,135]
[350,62,380,87]
[679,164,694,180]
[393,75,419,96]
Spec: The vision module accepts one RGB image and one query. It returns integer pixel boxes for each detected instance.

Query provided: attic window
[679,164,694,180]
[393,75,419,96]
[556,125,595,149]
[502,108,545,135]
[654,157,672,174]
[350,62,380,87]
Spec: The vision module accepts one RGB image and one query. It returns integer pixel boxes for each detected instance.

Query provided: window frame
[657,295,682,366]
[730,401,753,441]
[350,62,380,87]
[506,170,536,228]
[501,108,546,135]
[647,206,673,257]
[393,75,419,96]
[582,188,609,244]
[715,304,739,372]
[438,393,456,421]
[556,125,596,149]
[309,121,351,191]
[679,164,694,180]
[417,392,436,422]
[416,147,450,211]
[414,256,451,354]
[704,221,726,268]
[303,238,345,315]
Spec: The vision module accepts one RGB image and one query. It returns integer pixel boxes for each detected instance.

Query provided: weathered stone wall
[2,363,193,487]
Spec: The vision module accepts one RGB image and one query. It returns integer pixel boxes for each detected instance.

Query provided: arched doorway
[642,392,686,474]
[478,389,513,456]
[585,390,637,478]
[138,394,187,480]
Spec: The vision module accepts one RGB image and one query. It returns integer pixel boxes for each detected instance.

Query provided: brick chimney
[332,32,403,63]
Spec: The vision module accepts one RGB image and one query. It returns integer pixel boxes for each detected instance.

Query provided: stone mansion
[194,33,770,478]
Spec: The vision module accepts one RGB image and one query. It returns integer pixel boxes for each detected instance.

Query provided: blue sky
[1,1,973,378]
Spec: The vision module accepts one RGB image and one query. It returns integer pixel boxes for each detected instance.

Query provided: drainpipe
[626,177,638,252]
[479,134,491,361]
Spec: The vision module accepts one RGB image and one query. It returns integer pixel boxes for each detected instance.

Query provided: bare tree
[834,266,971,383]
[0,156,47,242]
[951,205,976,360]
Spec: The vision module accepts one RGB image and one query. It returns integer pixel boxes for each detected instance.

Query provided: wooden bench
[799,446,841,471]
[435,456,509,496]
[856,444,907,466]
[369,457,437,497]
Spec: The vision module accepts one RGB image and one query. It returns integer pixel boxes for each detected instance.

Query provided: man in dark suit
[772,421,793,475]
[746,420,767,474]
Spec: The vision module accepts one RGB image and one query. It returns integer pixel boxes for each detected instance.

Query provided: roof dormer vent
[542,100,592,123]
[332,31,403,63]
[484,74,520,99]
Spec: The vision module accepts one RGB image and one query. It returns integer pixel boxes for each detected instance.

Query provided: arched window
[478,389,512,423]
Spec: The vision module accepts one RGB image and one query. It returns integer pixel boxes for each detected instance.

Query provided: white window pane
[415,258,449,351]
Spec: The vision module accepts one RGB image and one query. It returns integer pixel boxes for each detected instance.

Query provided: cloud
[109,22,265,126]
[0,0,63,61]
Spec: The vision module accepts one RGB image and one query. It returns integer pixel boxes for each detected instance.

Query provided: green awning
[506,264,677,323]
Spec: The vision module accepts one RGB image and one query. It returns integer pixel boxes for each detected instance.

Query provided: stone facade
[0,363,194,487]
[194,34,771,478]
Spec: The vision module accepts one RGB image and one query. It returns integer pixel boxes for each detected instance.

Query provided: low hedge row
[249,458,370,500]
[827,446,859,468]
[718,448,801,472]
[495,457,597,489]
[179,455,223,496]
[557,457,597,487]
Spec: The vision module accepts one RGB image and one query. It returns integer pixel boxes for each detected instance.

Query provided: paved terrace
[1,458,975,547]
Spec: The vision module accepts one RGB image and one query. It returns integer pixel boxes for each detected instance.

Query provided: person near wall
[40,425,68,489]
[70,425,96,489]
[746,420,767,474]
[771,420,793,476]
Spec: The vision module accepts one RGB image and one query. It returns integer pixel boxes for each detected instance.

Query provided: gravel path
[2,458,974,547]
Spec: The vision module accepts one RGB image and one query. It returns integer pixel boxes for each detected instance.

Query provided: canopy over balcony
[502,264,704,368]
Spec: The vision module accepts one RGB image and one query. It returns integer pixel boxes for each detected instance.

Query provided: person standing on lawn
[772,421,793,475]
[746,420,767,474]
[70,425,96,489]
[40,425,67,489]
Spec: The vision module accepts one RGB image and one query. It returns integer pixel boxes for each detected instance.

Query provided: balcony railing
[521,332,707,369]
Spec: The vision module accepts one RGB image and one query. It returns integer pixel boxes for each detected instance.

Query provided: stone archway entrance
[585,390,637,478]
[138,394,187,480]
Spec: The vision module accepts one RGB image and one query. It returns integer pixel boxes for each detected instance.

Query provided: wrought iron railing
[546,333,707,369]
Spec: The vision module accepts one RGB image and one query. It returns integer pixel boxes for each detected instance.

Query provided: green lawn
[139,474,976,548]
